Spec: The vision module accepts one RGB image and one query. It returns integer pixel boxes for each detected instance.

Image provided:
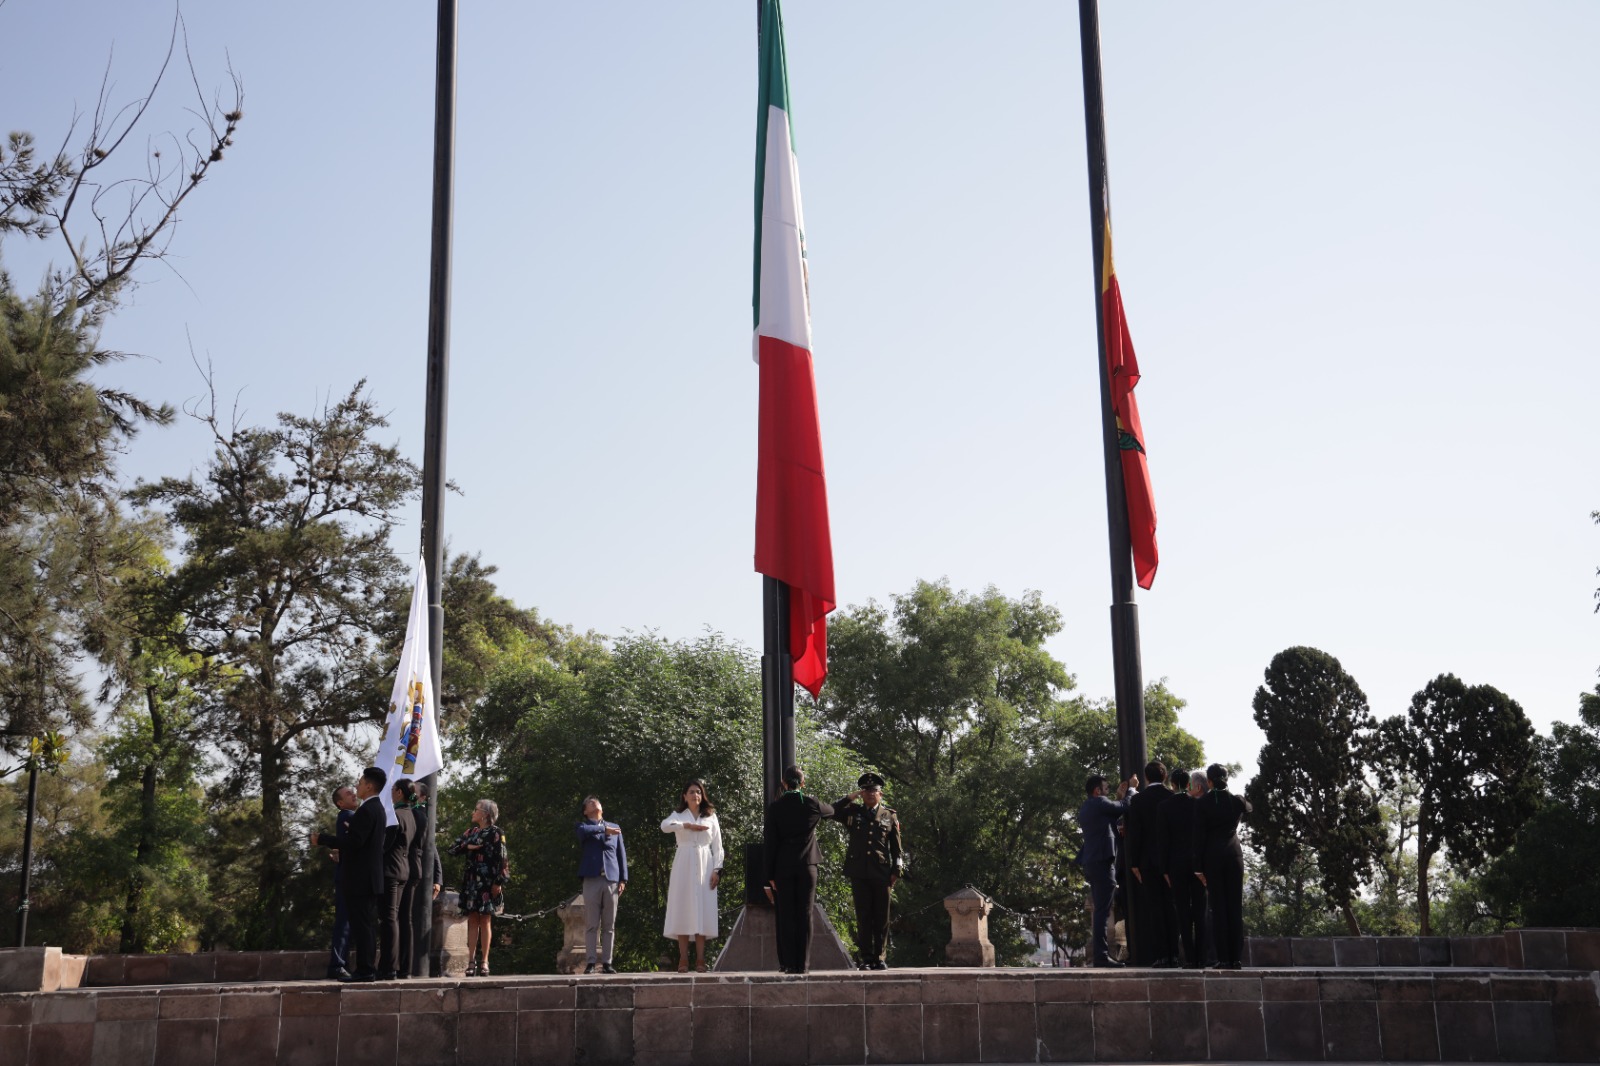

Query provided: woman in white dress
[660,778,725,972]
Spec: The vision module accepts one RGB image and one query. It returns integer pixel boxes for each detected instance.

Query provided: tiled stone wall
[1243,928,1600,970]
[2,967,1598,1065]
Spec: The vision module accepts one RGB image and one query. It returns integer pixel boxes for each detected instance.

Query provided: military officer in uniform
[830,773,903,970]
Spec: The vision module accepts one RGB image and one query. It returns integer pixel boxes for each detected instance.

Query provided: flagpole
[1078,0,1148,957]
[415,0,457,977]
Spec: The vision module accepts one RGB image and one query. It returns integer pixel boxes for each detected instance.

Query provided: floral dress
[449,824,507,916]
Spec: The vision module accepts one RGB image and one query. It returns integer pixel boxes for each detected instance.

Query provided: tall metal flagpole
[756,0,795,804]
[1078,0,1149,960]
[414,0,457,977]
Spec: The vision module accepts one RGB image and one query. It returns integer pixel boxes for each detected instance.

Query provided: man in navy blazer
[313,766,387,981]
[576,796,628,974]
[1077,772,1136,968]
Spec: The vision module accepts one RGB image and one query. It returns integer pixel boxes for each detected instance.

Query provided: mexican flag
[752,0,835,698]
[1102,221,1158,589]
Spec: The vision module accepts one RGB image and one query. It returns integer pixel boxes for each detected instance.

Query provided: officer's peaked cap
[858,773,886,790]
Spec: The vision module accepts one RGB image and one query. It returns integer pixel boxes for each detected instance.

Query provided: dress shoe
[583,963,596,975]
[341,971,379,983]
[601,963,618,974]
[1094,957,1125,968]
[871,961,888,971]
[326,968,351,981]
[379,971,400,981]
[1226,961,1244,970]
[1151,958,1179,969]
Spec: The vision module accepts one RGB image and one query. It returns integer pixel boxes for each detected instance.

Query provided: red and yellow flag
[1102,222,1158,589]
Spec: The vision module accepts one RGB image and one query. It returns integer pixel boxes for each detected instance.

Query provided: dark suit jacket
[406,804,428,881]
[327,807,354,886]
[1125,784,1172,876]
[763,792,835,882]
[324,796,385,898]
[1077,791,1133,865]
[384,807,415,884]
[1193,787,1252,871]
[1159,791,1199,875]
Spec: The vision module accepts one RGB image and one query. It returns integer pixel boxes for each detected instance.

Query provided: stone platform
[3,966,1599,1065]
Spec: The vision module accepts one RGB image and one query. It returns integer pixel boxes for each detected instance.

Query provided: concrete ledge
[0,966,1596,1064]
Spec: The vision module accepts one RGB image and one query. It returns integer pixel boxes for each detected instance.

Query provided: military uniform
[831,774,903,969]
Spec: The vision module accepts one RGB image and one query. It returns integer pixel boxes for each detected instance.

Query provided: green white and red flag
[1101,221,1158,589]
[752,0,834,697]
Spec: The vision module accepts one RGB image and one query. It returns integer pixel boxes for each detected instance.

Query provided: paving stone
[695,979,752,1007]
[1374,975,1433,1002]
[979,1000,1037,1063]
[1493,1001,1555,1062]
[1089,976,1148,1002]
[219,991,279,1018]
[691,1005,749,1064]
[1206,1000,1265,1061]
[1150,1000,1208,1061]
[277,1016,337,1066]
[863,1003,920,1065]
[1091,1001,1152,1062]
[1553,1002,1600,1063]
[460,1009,518,1065]
[749,1004,807,1066]
[216,1015,280,1066]
[159,992,219,1019]
[1319,1000,1380,1061]
[864,980,920,1004]
[1434,1000,1496,1063]
[515,984,573,1011]
[1377,1000,1439,1060]
[1417,937,1452,966]
[1332,938,1378,967]
[1248,937,1292,967]
[1263,1000,1322,1062]
[516,1009,573,1066]
[395,1012,455,1066]
[1147,974,1205,1001]
[976,975,1035,1003]
[1567,929,1600,971]
[155,1018,218,1066]
[923,1002,979,1064]
[1034,976,1090,1003]
[28,1022,93,1066]
[1260,976,1318,1002]
[1289,939,1335,967]
[213,954,261,983]
[808,1003,864,1065]
[574,982,633,1010]
[1036,1001,1093,1062]
[1377,938,1421,966]
[1204,975,1261,1001]
[573,1006,631,1066]
[335,1013,397,1066]
[1317,975,1376,1002]
[96,993,159,1021]
[88,1018,157,1066]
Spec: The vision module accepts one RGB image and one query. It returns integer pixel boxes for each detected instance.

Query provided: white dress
[660,809,724,938]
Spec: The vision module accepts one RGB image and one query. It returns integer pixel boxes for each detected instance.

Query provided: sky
[4,1,1598,778]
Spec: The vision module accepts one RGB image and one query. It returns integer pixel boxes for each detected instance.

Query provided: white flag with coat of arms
[375,556,444,826]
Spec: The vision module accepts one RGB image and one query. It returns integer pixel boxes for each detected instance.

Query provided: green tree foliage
[438,552,563,728]
[1470,687,1600,927]
[814,580,1204,965]
[0,29,241,764]
[1245,646,1385,934]
[1376,675,1537,934]
[131,383,419,948]
[447,631,857,973]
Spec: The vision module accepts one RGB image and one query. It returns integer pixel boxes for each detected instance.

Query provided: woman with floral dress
[449,798,508,976]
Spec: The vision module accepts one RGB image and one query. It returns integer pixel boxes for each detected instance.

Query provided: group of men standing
[314,765,442,981]
[1077,760,1252,969]
[763,767,904,973]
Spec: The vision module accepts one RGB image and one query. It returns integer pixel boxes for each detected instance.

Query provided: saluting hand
[605,825,622,836]
[684,823,709,833]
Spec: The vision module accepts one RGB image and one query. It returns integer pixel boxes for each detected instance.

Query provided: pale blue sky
[5,2,1598,776]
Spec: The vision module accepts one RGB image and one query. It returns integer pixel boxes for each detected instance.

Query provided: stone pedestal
[430,889,471,977]
[944,887,996,967]
[713,902,853,971]
[555,893,589,974]
[0,946,86,993]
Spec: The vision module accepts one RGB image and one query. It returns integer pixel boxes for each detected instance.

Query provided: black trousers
[346,889,379,977]
[850,878,892,964]
[1204,844,1245,966]
[1133,870,1179,965]
[378,877,408,976]
[773,865,819,972]
[1172,871,1209,968]
[1085,858,1117,964]
[397,878,421,977]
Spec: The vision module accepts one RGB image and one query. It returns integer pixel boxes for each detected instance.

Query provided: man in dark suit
[763,765,835,974]
[1126,760,1180,967]
[378,780,415,980]
[1161,770,1208,968]
[322,786,359,979]
[313,766,387,981]
[1076,772,1136,968]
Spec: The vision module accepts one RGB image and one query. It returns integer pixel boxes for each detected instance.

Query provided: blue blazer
[1077,791,1134,865]
[576,819,629,882]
